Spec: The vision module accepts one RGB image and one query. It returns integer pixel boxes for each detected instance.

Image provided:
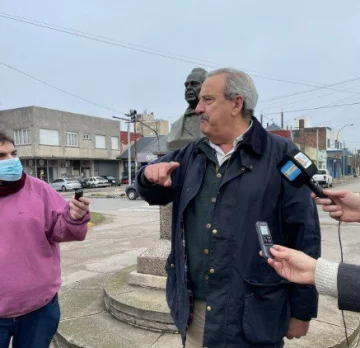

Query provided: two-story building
[0,106,121,182]
[291,117,352,177]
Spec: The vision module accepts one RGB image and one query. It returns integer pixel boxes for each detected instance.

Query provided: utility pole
[280,111,284,129]
[316,128,319,168]
[129,110,138,177]
[132,113,138,174]
[133,115,161,152]
[336,123,354,178]
[127,121,131,183]
[354,148,357,176]
[114,109,161,177]
[112,114,134,184]
[260,112,263,126]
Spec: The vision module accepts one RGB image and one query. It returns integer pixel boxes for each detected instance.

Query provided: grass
[89,212,105,226]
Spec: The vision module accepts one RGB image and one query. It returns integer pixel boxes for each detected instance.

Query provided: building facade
[120,130,142,152]
[134,112,169,136]
[118,135,168,182]
[0,106,121,182]
[265,122,292,139]
[291,118,350,177]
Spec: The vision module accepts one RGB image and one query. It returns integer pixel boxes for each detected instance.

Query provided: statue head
[184,68,208,109]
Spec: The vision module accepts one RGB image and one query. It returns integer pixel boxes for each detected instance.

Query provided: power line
[0,13,217,70]
[262,114,273,122]
[259,77,360,105]
[1,11,360,92]
[261,83,360,111]
[0,13,331,89]
[2,12,359,121]
[263,101,360,116]
[0,60,126,115]
[1,12,216,69]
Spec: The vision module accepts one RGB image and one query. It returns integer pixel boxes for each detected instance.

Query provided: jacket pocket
[165,257,178,314]
[243,277,290,344]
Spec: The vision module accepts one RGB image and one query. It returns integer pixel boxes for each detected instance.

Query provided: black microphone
[277,149,328,199]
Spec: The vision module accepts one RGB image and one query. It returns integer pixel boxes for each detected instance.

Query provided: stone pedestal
[137,203,172,277]
[103,203,176,333]
[160,203,172,240]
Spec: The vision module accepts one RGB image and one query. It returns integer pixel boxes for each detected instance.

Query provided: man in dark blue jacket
[135,68,321,348]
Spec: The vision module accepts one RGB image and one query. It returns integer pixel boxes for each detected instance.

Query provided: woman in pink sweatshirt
[0,131,91,348]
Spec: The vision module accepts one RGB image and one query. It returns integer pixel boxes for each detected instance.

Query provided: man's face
[0,142,17,161]
[195,74,243,143]
[184,76,203,108]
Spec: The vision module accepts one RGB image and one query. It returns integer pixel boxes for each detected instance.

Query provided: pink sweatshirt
[0,176,90,318]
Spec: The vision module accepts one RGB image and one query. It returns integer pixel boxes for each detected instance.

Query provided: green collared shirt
[184,141,229,300]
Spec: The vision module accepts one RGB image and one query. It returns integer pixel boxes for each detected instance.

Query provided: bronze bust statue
[167,67,208,151]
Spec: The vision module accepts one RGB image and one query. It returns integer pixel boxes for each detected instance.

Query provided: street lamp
[335,123,354,177]
[113,110,161,183]
[112,115,133,185]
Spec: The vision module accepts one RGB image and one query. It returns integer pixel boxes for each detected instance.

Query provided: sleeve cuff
[139,167,156,187]
[64,204,91,224]
[315,258,339,298]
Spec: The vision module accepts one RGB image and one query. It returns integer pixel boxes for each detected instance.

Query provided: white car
[85,176,111,188]
[50,178,82,192]
[313,169,333,188]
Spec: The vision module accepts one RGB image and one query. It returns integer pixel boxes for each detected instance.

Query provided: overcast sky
[1,1,359,148]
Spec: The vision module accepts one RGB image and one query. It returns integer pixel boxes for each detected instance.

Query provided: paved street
[59,199,159,290]
[87,197,150,213]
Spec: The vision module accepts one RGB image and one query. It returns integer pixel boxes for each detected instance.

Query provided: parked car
[313,169,333,188]
[125,183,140,200]
[82,178,92,188]
[67,176,87,188]
[120,172,135,185]
[50,178,82,192]
[121,178,129,185]
[101,175,120,186]
[85,176,111,188]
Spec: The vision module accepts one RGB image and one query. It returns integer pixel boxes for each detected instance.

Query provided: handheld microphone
[277,149,328,198]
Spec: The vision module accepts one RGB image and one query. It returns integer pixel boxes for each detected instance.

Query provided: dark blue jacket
[338,263,360,313]
[136,117,320,348]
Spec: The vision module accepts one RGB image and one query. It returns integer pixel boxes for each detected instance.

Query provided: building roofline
[0,105,120,122]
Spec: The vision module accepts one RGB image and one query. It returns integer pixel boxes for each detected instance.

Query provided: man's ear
[232,95,244,116]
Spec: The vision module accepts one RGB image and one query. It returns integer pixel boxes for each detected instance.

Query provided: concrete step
[104,266,177,332]
[137,239,171,277]
[54,270,181,348]
[128,271,166,290]
[54,270,360,348]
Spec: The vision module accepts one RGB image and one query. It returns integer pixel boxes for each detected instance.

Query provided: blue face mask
[0,157,23,182]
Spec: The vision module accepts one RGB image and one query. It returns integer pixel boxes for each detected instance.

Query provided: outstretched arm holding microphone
[263,189,360,313]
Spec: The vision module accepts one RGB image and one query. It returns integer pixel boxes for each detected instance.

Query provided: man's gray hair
[208,68,258,115]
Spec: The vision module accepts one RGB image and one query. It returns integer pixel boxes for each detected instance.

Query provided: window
[327,139,330,148]
[66,132,79,147]
[39,129,60,146]
[14,129,30,145]
[83,134,91,140]
[95,135,106,149]
[51,179,63,184]
[111,136,119,150]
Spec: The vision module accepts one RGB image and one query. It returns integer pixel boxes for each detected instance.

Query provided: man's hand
[144,162,180,187]
[260,245,317,285]
[312,189,360,222]
[69,197,90,220]
[286,318,310,339]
